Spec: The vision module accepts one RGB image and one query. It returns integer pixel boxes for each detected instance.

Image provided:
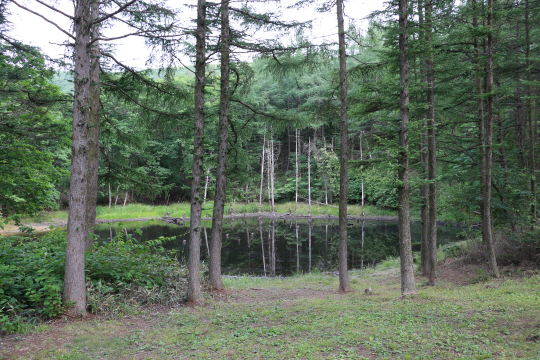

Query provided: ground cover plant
[1,253,539,359]
[0,230,188,334]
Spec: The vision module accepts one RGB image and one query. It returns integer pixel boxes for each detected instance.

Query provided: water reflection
[94,218,464,276]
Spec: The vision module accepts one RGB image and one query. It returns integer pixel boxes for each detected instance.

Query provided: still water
[95,218,464,276]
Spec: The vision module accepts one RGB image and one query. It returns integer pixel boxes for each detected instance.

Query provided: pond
[94,218,464,276]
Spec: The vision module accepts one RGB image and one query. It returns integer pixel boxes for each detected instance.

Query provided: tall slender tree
[336,0,351,292]
[86,0,101,249]
[425,0,437,286]
[483,0,499,277]
[187,0,207,303]
[208,0,230,290]
[64,0,92,316]
[398,0,417,295]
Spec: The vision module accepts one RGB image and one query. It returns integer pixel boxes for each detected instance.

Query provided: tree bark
[525,0,536,225]
[308,137,312,216]
[209,0,230,291]
[64,0,92,317]
[425,0,438,286]
[85,0,100,250]
[295,128,299,214]
[259,130,266,213]
[336,0,351,292]
[398,0,417,296]
[114,185,120,207]
[187,0,207,304]
[270,131,275,213]
[483,0,500,277]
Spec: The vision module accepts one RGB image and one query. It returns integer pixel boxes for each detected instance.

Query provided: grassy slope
[4,261,540,359]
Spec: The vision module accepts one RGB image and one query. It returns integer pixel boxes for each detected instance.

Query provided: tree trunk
[209,1,230,291]
[85,0,100,250]
[398,0,417,296]
[526,0,536,225]
[259,130,266,213]
[295,128,299,214]
[203,168,210,206]
[483,0,500,277]
[425,0,438,286]
[270,131,275,213]
[64,0,92,317]
[114,185,120,207]
[336,0,351,292]
[358,133,364,209]
[308,137,312,216]
[108,183,111,208]
[123,192,128,207]
[187,0,207,304]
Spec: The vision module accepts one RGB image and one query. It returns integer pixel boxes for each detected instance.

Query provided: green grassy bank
[19,202,395,224]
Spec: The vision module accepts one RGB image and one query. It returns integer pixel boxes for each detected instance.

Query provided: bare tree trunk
[267,146,271,205]
[64,0,92,317]
[473,0,486,236]
[308,137,312,216]
[296,129,299,214]
[398,0,417,296]
[425,0,438,287]
[526,0,536,225]
[114,185,120,207]
[187,0,207,304]
[336,0,351,292]
[85,0,100,250]
[259,130,266,213]
[484,0,499,277]
[418,0,429,277]
[209,1,230,291]
[204,227,210,258]
[123,192,128,207]
[203,168,210,206]
[287,125,290,172]
[270,131,275,213]
[109,183,111,209]
[359,132,364,209]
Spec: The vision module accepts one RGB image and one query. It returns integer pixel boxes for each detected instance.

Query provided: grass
[4,258,540,359]
[13,202,395,225]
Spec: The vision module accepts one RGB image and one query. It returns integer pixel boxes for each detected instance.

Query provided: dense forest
[1,0,539,310]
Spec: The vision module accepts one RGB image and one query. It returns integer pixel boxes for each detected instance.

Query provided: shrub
[0,229,187,333]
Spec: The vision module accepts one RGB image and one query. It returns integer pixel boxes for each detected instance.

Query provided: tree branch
[35,0,74,19]
[10,0,75,39]
[101,81,180,117]
[91,0,137,25]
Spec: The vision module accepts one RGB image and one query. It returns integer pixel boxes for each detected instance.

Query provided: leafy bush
[0,229,187,333]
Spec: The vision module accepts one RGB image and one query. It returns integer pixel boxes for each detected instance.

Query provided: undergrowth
[0,229,188,334]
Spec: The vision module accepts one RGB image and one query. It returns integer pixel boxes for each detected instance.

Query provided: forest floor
[1,258,539,359]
